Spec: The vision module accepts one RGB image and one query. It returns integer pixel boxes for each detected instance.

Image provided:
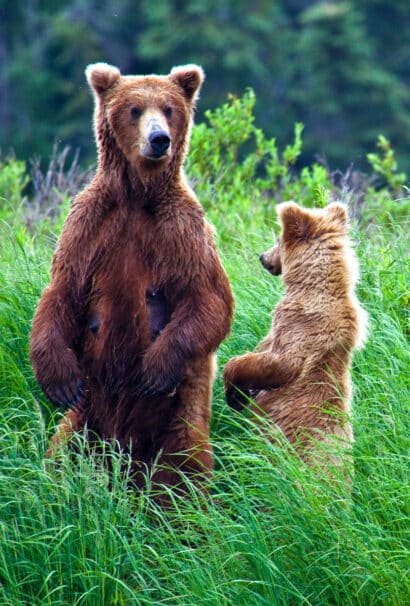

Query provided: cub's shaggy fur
[224,202,367,466]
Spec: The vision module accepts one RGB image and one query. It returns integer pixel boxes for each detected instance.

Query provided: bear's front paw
[139,348,183,398]
[223,358,251,411]
[138,372,182,398]
[43,377,83,409]
[224,382,251,412]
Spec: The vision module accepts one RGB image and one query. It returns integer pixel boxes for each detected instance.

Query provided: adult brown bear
[30,62,233,498]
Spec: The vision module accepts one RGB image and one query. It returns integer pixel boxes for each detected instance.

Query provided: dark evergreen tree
[292,1,410,165]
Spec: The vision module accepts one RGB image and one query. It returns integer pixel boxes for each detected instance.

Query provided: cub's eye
[164,106,172,119]
[131,106,142,120]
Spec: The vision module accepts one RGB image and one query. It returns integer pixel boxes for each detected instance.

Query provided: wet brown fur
[224,202,367,468]
[30,63,233,497]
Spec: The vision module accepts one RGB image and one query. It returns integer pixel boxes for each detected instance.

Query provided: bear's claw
[138,372,181,399]
[224,383,250,412]
[45,378,83,408]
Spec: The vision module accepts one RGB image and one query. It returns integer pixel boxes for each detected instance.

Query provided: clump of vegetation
[188,90,333,237]
[0,94,408,605]
[189,91,408,239]
[367,135,407,192]
[0,155,29,214]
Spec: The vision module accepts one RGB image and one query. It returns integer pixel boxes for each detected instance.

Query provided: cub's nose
[259,253,272,271]
[149,131,171,157]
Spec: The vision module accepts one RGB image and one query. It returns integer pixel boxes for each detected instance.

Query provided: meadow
[0,95,409,605]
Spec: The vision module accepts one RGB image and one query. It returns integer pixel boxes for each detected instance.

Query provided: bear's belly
[81,283,172,384]
[85,285,171,341]
[146,287,171,339]
[85,383,178,456]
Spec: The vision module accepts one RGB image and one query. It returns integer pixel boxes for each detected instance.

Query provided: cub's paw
[43,377,83,409]
[223,358,250,411]
[224,383,250,412]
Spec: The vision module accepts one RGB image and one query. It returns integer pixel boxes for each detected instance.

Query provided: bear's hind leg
[46,407,86,458]
[151,354,216,501]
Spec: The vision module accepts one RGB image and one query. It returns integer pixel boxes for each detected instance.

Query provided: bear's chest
[94,208,191,285]
[83,216,182,348]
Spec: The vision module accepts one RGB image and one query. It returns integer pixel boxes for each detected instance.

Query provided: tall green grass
[0,112,408,604]
[0,211,408,605]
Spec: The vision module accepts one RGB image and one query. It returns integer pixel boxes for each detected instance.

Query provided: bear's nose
[149,131,171,156]
[259,254,272,271]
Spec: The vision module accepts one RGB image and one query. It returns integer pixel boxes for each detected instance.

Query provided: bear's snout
[259,251,282,275]
[149,131,171,157]
[139,112,172,161]
[259,253,271,271]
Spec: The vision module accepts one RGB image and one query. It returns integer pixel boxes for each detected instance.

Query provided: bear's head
[85,62,204,180]
[259,201,356,289]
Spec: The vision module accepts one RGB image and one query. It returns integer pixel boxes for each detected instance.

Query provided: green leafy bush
[367,135,407,191]
[0,157,29,219]
[187,90,333,238]
[362,135,410,230]
[188,91,408,239]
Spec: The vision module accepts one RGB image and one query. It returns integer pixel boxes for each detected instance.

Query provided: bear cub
[224,201,367,469]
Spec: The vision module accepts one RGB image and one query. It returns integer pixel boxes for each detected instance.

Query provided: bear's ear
[86,62,121,95]
[169,64,205,103]
[326,202,348,227]
[277,201,312,241]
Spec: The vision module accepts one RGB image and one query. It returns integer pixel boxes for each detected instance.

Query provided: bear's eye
[130,106,142,120]
[164,106,173,119]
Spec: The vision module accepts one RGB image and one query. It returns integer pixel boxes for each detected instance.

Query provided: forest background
[1,0,410,170]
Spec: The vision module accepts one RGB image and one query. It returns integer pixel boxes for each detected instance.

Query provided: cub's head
[85,62,204,172]
[260,201,351,282]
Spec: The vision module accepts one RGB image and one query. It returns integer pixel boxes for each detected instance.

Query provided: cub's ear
[86,62,121,95]
[326,202,348,227]
[169,64,205,103]
[276,201,312,241]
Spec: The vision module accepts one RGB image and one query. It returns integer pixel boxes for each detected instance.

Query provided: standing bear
[224,202,367,470]
[30,63,234,497]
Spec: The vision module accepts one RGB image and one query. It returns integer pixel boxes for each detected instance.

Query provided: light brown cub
[224,201,367,467]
